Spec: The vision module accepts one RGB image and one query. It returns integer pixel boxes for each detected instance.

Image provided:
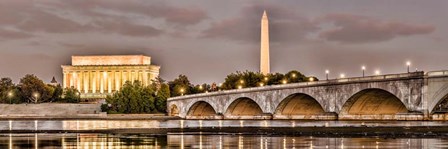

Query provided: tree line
[0,74,80,104]
[167,70,318,98]
[102,77,170,114]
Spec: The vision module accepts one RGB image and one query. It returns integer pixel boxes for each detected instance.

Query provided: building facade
[61,55,160,99]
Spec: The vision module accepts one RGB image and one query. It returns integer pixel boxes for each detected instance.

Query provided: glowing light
[340,74,345,78]
[362,66,366,70]
[406,61,411,66]
[282,80,287,84]
[264,77,269,81]
[180,88,185,95]
[237,85,243,89]
[375,70,381,75]
[33,92,39,99]
[325,70,329,74]
[199,85,203,90]
[7,92,13,97]
[259,83,264,87]
[309,77,314,82]
[239,80,245,84]
[291,73,297,78]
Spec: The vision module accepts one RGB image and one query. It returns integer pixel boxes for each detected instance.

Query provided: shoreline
[0,119,448,137]
[2,126,448,138]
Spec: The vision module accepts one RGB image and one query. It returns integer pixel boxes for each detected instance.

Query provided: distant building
[50,76,58,86]
[61,55,160,99]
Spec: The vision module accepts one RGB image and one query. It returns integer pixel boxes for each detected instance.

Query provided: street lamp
[362,66,366,77]
[264,77,269,81]
[291,73,297,78]
[33,92,39,103]
[325,70,329,80]
[309,77,314,82]
[406,61,411,73]
[259,82,264,87]
[237,85,243,89]
[239,80,245,84]
[282,79,287,84]
[340,73,345,78]
[8,91,13,104]
[180,88,185,96]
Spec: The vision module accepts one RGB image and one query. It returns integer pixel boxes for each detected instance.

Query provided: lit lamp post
[282,79,287,84]
[7,91,13,104]
[325,70,329,80]
[309,77,314,82]
[33,92,39,103]
[406,61,411,73]
[180,88,185,96]
[340,73,345,78]
[362,66,366,77]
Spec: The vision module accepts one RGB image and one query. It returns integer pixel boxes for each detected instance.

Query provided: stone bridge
[167,71,448,120]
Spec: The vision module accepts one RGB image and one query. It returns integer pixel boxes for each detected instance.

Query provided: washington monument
[260,10,270,75]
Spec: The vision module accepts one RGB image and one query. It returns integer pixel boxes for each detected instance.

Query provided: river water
[0,133,447,148]
[1,120,448,148]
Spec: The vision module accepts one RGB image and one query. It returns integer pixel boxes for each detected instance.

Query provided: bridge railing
[168,72,426,101]
[427,70,448,77]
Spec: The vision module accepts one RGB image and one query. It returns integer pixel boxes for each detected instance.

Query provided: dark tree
[18,74,51,103]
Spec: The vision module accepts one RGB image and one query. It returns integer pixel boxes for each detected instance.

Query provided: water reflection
[0,133,445,148]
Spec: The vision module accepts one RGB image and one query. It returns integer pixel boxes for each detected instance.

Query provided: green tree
[155,83,170,113]
[221,71,266,90]
[168,75,192,97]
[0,78,21,104]
[63,87,80,103]
[18,74,51,103]
[285,70,306,83]
[50,84,64,102]
[104,80,163,114]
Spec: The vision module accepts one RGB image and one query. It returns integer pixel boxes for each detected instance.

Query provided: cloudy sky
[0,0,447,84]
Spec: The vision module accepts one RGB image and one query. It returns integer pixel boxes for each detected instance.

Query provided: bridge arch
[186,101,217,116]
[274,93,325,115]
[224,97,263,116]
[429,83,448,114]
[431,93,448,114]
[339,88,408,115]
[169,104,179,116]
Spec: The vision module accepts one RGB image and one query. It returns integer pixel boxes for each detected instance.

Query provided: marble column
[63,72,67,88]
[100,71,104,94]
[83,71,89,93]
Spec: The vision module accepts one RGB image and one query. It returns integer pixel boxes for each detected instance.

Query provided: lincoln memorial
[61,55,160,99]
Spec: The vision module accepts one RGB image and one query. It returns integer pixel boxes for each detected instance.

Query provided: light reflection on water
[0,133,446,148]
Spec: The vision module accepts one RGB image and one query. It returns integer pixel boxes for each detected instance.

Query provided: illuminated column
[115,71,121,91]
[129,71,133,83]
[138,71,143,83]
[131,71,135,83]
[69,72,74,88]
[122,71,127,86]
[107,71,112,93]
[78,71,83,91]
[73,72,78,89]
[143,71,148,86]
[100,71,104,94]
[83,71,89,93]
[91,71,97,93]
[63,72,67,88]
